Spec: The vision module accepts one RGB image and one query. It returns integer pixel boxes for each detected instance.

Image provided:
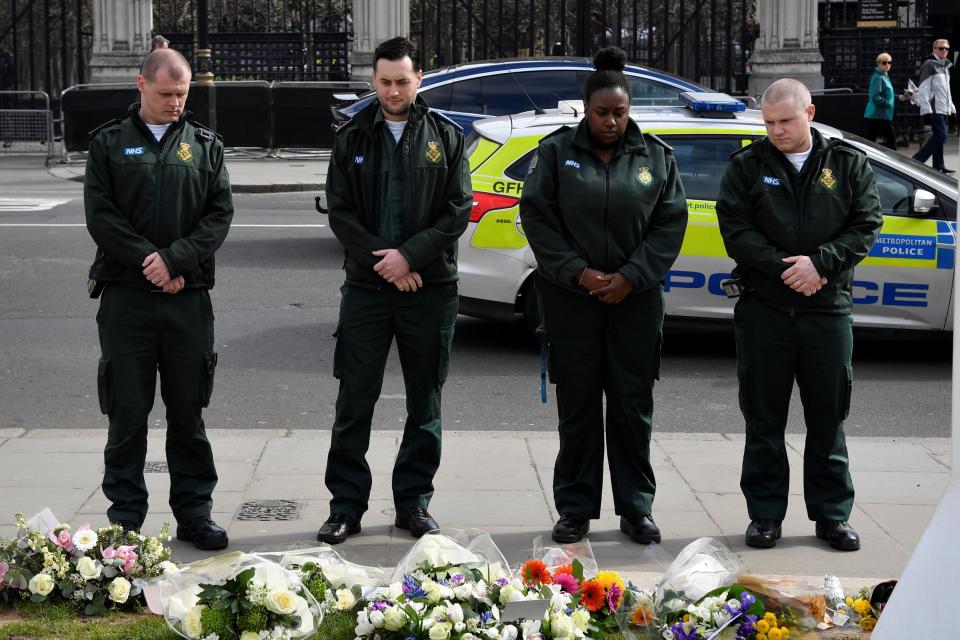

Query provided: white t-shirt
[784,144,812,173]
[146,123,170,142]
[385,119,406,143]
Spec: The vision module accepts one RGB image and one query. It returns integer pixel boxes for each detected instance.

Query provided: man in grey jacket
[911,38,955,175]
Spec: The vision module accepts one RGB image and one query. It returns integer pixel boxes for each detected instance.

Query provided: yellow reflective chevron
[471,204,527,249]
[469,138,500,172]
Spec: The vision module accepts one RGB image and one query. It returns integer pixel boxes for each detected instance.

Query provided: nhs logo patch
[762,175,780,186]
[123,147,144,156]
[353,155,364,165]
[564,160,581,169]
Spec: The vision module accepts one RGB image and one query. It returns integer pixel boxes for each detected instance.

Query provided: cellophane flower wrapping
[147,551,322,639]
[256,544,385,614]
[389,528,511,584]
[524,534,599,580]
[657,537,744,606]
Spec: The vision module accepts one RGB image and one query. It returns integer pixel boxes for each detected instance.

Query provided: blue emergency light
[679,92,746,113]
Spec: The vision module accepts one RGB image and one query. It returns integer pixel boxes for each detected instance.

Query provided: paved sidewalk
[0,427,949,592]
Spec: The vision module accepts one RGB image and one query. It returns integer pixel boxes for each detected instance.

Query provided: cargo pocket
[436,325,454,388]
[332,324,344,379]
[736,366,751,421]
[200,352,218,408]
[840,364,853,420]
[97,356,111,415]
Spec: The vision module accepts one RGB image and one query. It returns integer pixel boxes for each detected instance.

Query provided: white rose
[499,584,526,605]
[368,609,385,627]
[28,573,55,596]
[383,605,408,631]
[499,624,519,640]
[76,556,102,581]
[159,561,179,575]
[551,613,575,638]
[265,588,299,615]
[572,609,590,631]
[182,605,205,639]
[335,587,356,611]
[108,576,131,603]
[422,579,442,603]
[240,632,261,640]
[71,529,98,552]
[387,581,405,600]
[462,634,479,640]
[429,622,452,640]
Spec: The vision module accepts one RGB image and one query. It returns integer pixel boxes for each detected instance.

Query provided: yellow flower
[852,598,872,616]
[860,616,877,631]
[781,628,790,639]
[756,634,768,640]
[764,612,778,627]
[594,571,625,592]
[756,620,770,634]
[768,628,782,640]
[845,596,854,607]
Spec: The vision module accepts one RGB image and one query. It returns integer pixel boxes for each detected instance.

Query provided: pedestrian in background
[911,38,955,174]
[863,52,897,150]
[84,48,234,550]
[151,34,170,50]
[520,46,688,546]
[316,37,471,545]
[716,78,882,552]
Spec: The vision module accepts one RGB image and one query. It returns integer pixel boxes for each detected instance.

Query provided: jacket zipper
[602,163,611,271]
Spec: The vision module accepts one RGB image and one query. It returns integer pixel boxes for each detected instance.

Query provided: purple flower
[371,600,388,611]
[450,573,465,584]
[402,575,426,599]
[668,621,701,640]
[735,613,757,640]
[607,583,623,612]
[496,578,509,586]
[740,591,755,608]
[480,611,493,623]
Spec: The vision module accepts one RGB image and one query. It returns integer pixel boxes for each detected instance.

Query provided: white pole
[872,167,960,637]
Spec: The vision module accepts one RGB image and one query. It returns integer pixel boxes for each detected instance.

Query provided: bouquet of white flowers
[148,551,322,640]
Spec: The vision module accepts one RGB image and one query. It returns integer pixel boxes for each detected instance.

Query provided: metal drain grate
[235,500,304,521]
[144,461,168,473]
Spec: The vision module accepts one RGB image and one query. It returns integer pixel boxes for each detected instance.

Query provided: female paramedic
[520,47,688,545]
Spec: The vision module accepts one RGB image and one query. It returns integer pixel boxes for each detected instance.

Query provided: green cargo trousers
[734,295,855,522]
[96,286,219,527]
[325,283,458,521]
[538,276,663,520]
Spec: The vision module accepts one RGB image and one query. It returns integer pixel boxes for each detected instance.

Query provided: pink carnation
[553,572,580,594]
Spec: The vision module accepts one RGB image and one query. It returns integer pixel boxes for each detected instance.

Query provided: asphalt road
[0,177,951,436]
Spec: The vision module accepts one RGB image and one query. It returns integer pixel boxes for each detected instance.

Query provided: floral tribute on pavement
[0,511,890,639]
[0,509,175,615]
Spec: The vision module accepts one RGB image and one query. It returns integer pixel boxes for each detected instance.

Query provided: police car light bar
[680,92,746,113]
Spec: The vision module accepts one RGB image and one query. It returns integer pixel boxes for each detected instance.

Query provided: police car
[458,93,959,332]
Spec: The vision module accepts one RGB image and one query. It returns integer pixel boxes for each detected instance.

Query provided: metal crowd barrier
[0,91,55,164]
[60,80,371,161]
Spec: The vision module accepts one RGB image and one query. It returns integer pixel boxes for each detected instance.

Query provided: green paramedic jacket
[519,118,688,295]
[84,104,234,290]
[325,96,472,289]
[716,129,883,315]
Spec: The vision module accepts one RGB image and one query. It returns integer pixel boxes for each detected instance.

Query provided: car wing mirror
[911,188,937,215]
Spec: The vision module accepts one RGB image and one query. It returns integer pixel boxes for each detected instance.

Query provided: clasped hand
[579,267,634,304]
[373,248,423,292]
[142,252,184,294]
[781,255,827,296]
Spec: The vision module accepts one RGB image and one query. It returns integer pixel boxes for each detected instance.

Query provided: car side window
[505,150,537,181]
[869,162,915,217]
[419,82,452,111]
[660,136,744,200]
[514,70,582,111]
[627,76,685,106]
[448,78,486,114]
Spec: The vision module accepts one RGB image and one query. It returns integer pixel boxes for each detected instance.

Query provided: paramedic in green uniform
[716,78,882,551]
[520,47,688,545]
[316,37,471,544]
[84,48,234,550]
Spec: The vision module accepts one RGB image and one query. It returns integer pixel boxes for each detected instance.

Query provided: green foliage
[313,608,357,640]
[200,604,235,639]
[237,604,269,632]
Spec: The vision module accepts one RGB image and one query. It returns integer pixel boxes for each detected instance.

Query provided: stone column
[352,0,410,81]
[747,0,823,97]
[88,0,152,84]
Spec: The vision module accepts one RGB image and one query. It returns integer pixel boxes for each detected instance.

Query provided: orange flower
[630,606,654,626]
[521,559,553,586]
[552,563,574,577]
[580,579,606,612]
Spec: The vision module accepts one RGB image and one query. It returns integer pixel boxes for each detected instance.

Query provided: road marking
[0,198,72,211]
[0,223,326,228]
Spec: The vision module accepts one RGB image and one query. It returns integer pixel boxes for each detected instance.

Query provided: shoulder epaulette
[428,109,463,132]
[190,121,222,142]
[831,139,865,155]
[729,140,759,159]
[88,118,122,138]
[643,132,673,152]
